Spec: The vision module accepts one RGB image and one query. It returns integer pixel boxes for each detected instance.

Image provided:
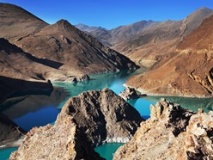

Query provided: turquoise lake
[1,68,213,160]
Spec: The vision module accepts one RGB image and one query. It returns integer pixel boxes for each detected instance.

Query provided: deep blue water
[0,68,213,160]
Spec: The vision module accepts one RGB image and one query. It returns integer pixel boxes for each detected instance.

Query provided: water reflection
[1,87,68,120]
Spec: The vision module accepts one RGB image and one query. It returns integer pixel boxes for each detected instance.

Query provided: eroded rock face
[10,88,142,159]
[114,99,213,160]
[58,88,143,146]
[119,87,141,100]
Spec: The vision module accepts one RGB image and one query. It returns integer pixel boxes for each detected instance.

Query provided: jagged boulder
[114,99,213,160]
[58,88,143,146]
[119,87,141,100]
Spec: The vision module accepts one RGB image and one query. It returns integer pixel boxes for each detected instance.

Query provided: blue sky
[1,0,213,29]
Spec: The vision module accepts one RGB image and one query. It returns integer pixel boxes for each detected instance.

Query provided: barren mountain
[0,3,138,82]
[15,20,138,76]
[115,7,213,67]
[0,38,72,81]
[126,14,213,97]
[79,7,213,68]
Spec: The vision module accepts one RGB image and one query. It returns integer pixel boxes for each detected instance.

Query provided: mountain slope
[0,3,47,42]
[14,19,138,76]
[0,38,72,81]
[116,7,213,67]
[126,14,213,97]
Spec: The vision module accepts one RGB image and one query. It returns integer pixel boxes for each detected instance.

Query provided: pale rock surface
[114,99,213,160]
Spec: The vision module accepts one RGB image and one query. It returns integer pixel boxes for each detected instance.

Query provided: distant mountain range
[76,7,213,68]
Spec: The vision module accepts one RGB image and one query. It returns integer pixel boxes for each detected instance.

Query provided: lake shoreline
[124,83,213,99]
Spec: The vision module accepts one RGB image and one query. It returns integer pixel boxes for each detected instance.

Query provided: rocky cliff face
[10,88,143,159]
[58,88,143,146]
[114,99,213,160]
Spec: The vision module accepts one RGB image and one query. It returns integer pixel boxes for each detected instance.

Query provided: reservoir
[1,68,213,160]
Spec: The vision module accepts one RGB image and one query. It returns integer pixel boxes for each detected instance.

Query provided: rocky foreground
[114,99,213,160]
[10,88,142,160]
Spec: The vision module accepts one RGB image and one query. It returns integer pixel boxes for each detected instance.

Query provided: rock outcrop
[10,88,143,159]
[119,87,141,100]
[0,113,25,148]
[10,117,103,160]
[58,88,143,146]
[114,99,213,160]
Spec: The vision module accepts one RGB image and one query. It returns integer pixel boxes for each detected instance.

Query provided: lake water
[1,68,213,160]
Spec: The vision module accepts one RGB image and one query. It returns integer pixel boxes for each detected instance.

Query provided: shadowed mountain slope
[0,3,47,42]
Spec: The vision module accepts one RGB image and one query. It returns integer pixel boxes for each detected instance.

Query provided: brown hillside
[0,3,138,82]
[178,14,213,50]
[0,38,72,81]
[79,8,213,68]
[15,20,138,76]
[0,3,47,42]
[126,13,213,97]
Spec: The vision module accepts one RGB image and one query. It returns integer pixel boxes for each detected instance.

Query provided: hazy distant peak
[75,23,107,32]
[179,7,213,36]
[196,7,213,12]
[187,7,213,18]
